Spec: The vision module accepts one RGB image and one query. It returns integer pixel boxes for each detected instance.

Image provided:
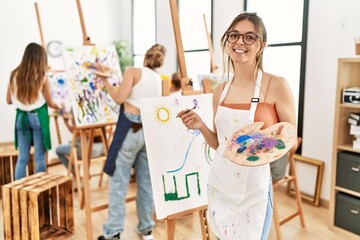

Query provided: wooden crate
[0,143,35,198]
[2,173,74,240]
[2,172,47,240]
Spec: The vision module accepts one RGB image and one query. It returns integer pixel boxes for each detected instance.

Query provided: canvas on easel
[48,71,71,113]
[62,45,122,128]
[140,93,213,219]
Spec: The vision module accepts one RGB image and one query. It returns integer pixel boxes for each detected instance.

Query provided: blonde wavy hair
[144,44,166,70]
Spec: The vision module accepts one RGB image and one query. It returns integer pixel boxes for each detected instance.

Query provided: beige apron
[207,70,270,240]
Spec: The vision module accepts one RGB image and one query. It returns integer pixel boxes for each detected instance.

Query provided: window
[246,0,309,145]
[179,0,212,90]
[133,0,156,67]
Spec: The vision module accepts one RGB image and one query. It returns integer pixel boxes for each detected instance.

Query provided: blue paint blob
[237,146,247,153]
[236,135,250,144]
[57,78,65,85]
[89,82,95,91]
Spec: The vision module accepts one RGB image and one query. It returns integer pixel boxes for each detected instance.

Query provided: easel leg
[166,219,176,240]
[80,129,93,240]
[199,209,210,240]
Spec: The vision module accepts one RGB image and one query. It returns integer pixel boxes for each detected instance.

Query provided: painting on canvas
[140,94,214,219]
[48,71,71,113]
[63,45,122,128]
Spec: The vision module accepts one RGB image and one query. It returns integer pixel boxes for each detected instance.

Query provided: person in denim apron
[6,43,62,180]
[96,44,166,240]
[178,12,297,240]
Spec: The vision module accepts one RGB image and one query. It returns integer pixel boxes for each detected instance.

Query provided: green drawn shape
[162,172,201,202]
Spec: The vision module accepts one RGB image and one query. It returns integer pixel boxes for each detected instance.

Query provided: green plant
[114,40,134,74]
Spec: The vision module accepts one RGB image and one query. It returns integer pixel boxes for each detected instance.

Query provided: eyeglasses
[226,31,260,45]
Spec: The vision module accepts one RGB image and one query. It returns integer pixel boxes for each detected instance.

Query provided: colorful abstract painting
[224,122,296,166]
[62,45,122,128]
[139,94,213,219]
[48,71,71,113]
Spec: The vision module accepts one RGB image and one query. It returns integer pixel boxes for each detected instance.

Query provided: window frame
[132,0,157,67]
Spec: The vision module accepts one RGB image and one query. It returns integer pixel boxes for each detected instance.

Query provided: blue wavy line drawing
[167,130,200,173]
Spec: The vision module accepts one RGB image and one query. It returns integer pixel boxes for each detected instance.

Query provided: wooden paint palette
[224,122,296,166]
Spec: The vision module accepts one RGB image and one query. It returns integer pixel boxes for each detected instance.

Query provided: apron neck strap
[219,78,232,103]
[248,70,263,121]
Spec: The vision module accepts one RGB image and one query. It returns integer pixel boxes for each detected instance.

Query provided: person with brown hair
[97,44,166,240]
[6,42,61,180]
[178,12,296,240]
[170,71,182,96]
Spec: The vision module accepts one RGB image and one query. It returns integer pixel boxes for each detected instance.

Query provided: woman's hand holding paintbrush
[177,106,204,130]
[176,106,196,118]
[84,62,112,80]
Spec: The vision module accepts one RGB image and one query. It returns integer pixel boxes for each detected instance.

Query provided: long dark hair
[9,42,48,104]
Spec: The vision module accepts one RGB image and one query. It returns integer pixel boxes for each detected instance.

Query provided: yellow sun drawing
[156,106,171,123]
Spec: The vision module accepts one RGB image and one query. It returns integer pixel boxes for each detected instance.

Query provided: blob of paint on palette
[224,122,296,166]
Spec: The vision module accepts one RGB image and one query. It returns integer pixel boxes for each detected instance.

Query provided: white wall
[303,0,360,200]
[1,0,360,201]
[0,0,130,159]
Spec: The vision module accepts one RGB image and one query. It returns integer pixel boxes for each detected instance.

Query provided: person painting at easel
[178,12,297,240]
[6,42,62,180]
[96,44,166,240]
[55,113,104,176]
[170,71,182,96]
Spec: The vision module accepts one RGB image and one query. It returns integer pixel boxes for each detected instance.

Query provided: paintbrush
[176,106,196,118]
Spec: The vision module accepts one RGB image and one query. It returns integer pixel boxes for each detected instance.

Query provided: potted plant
[113,40,134,74]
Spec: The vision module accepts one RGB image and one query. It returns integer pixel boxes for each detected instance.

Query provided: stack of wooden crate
[2,172,74,239]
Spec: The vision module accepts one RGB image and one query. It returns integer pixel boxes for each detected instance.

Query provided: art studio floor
[1,162,359,240]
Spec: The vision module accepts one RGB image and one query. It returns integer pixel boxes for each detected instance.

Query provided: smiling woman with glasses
[226,30,260,45]
[177,12,297,240]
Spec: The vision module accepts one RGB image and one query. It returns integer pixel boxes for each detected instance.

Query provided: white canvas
[62,45,122,128]
[140,93,214,219]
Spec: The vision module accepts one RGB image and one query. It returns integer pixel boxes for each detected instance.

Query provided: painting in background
[140,94,213,219]
[48,71,71,113]
[197,72,226,91]
[63,45,122,128]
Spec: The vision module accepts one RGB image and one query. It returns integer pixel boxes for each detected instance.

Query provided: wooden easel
[34,2,45,50]
[166,0,212,239]
[34,2,112,239]
[76,0,94,45]
[202,14,218,93]
[70,1,116,239]
[203,14,217,73]
[34,2,63,167]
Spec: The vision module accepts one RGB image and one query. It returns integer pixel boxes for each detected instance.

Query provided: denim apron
[207,70,270,240]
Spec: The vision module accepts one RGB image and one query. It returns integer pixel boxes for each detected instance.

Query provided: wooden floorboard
[1,163,360,240]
